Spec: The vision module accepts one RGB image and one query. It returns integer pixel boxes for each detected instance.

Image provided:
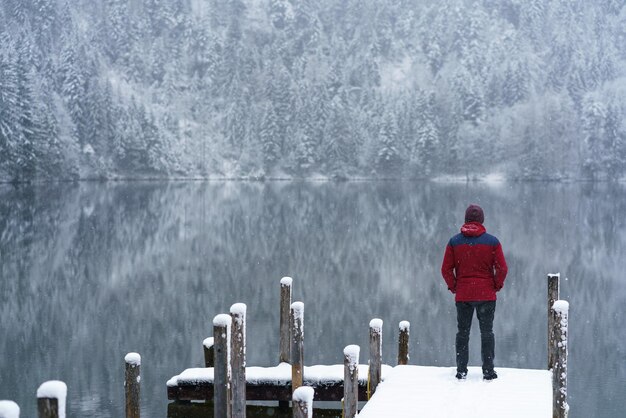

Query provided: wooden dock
[358,365,552,417]
[166,274,569,418]
[167,363,393,402]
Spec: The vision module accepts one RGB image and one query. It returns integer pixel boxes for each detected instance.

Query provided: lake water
[0,181,624,417]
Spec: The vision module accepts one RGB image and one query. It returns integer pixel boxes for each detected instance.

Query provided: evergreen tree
[581,97,606,179]
[260,103,281,173]
[376,110,401,175]
[13,46,39,181]
[603,103,625,180]
[0,42,20,175]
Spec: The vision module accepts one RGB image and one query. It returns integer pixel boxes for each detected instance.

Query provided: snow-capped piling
[552,300,569,418]
[213,314,232,418]
[291,301,305,391]
[203,337,215,368]
[230,303,247,418]
[343,345,360,418]
[368,318,383,398]
[0,401,20,418]
[547,273,560,370]
[124,353,141,418]
[398,321,410,365]
[37,381,67,418]
[292,386,315,418]
[280,277,293,364]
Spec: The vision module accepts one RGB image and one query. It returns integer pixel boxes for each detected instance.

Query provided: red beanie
[465,204,484,224]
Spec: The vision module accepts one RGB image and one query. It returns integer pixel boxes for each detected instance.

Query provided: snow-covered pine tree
[376,109,401,176]
[260,103,281,174]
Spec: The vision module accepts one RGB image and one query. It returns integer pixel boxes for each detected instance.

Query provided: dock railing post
[552,300,569,418]
[343,345,360,418]
[291,302,305,392]
[0,400,20,418]
[204,337,215,368]
[124,353,141,418]
[230,304,247,418]
[548,274,560,370]
[292,386,314,418]
[37,381,67,418]
[213,314,232,418]
[280,277,293,364]
[398,321,410,365]
[280,278,293,408]
[368,319,383,398]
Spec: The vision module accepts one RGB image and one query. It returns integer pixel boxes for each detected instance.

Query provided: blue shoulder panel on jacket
[449,232,499,247]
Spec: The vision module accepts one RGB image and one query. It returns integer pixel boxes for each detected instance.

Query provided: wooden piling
[398,321,410,365]
[552,300,569,418]
[343,345,360,418]
[368,318,383,398]
[291,302,305,392]
[230,304,247,418]
[280,277,293,364]
[0,400,20,418]
[213,314,232,418]
[125,353,141,418]
[548,274,560,370]
[36,381,66,418]
[203,338,215,368]
[37,399,59,418]
[292,386,314,418]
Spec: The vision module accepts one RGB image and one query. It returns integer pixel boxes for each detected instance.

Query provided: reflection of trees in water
[0,182,625,417]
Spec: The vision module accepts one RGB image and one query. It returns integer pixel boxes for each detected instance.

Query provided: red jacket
[441,222,508,302]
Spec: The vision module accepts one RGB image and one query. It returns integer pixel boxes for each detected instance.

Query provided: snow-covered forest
[1,0,626,181]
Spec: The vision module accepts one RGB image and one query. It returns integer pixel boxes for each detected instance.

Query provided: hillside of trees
[1,0,626,181]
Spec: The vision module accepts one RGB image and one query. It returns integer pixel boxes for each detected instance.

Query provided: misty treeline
[1,0,626,181]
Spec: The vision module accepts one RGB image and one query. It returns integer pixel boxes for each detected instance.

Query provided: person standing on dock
[441,204,508,381]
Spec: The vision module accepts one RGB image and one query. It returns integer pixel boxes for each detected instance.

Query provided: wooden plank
[167,401,340,418]
[168,380,371,402]
[359,366,551,418]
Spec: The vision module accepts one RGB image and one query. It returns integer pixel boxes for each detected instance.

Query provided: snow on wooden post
[343,345,360,418]
[368,318,383,398]
[203,337,215,368]
[291,302,305,392]
[552,300,569,418]
[280,277,293,364]
[230,304,247,418]
[213,314,232,418]
[292,386,314,418]
[37,381,67,418]
[548,273,560,370]
[0,401,20,418]
[398,321,410,365]
[124,353,141,418]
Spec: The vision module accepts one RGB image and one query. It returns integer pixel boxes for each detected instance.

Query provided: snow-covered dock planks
[167,274,569,417]
[358,366,553,418]
[167,363,393,402]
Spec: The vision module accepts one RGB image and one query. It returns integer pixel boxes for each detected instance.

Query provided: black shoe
[455,371,467,380]
[483,370,498,380]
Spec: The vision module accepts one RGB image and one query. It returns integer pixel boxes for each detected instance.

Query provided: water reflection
[0,181,624,417]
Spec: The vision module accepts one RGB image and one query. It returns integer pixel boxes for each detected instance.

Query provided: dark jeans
[455,301,496,374]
